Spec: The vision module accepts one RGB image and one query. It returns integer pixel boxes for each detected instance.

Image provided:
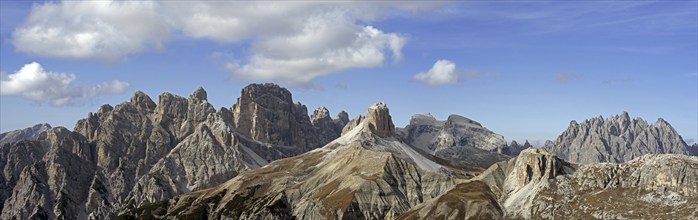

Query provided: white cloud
[12,1,437,85]
[414,59,460,85]
[12,1,169,61]
[0,62,130,106]
[167,2,410,86]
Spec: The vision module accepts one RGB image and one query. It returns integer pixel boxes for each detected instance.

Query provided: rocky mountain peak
[0,123,53,146]
[130,91,156,111]
[335,110,349,122]
[544,112,693,164]
[364,102,395,138]
[44,126,72,143]
[31,123,51,131]
[523,140,532,148]
[155,92,188,119]
[332,111,350,135]
[231,83,326,151]
[310,106,330,123]
[445,114,482,128]
[97,104,113,115]
[238,83,292,103]
[190,87,207,101]
[655,117,671,127]
[510,140,520,147]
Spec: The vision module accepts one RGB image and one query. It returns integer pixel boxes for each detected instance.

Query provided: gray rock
[342,115,365,135]
[1,84,344,219]
[310,106,342,145]
[0,123,51,146]
[333,110,350,134]
[120,102,456,220]
[397,181,504,220]
[400,113,510,168]
[231,83,329,154]
[0,127,97,219]
[543,112,694,164]
[473,148,698,219]
[363,102,395,138]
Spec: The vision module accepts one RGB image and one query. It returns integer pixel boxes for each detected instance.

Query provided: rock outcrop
[543,112,694,164]
[399,113,510,167]
[472,148,698,219]
[333,110,350,134]
[0,123,51,146]
[0,127,98,219]
[232,83,323,152]
[121,102,465,219]
[310,107,348,145]
[0,84,345,219]
[397,181,503,220]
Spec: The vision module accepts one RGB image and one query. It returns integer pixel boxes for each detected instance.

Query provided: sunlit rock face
[544,112,694,164]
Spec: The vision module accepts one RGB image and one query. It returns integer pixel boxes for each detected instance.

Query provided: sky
[1,1,697,146]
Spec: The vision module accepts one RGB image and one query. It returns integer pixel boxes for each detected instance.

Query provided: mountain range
[1,83,696,219]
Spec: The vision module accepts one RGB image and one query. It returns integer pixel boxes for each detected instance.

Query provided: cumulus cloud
[414,59,460,85]
[12,1,169,61]
[554,72,579,82]
[12,1,438,85]
[0,62,130,106]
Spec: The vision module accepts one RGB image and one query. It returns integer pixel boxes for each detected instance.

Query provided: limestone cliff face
[399,114,510,168]
[232,83,326,152]
[121,102,459,219]
[364,102,395,138]
[0,84,345,219]
[544,112,694,164]
[0,127,98,219]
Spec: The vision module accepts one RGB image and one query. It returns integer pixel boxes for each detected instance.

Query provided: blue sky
[1,1,696,146]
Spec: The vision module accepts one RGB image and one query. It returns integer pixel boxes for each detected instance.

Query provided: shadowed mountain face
[0,123,51,146]
[398,114,511,168]
[543,112,694,164]
[0,84,347,219]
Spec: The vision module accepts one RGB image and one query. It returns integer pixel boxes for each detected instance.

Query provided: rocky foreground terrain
[2,83,696,219]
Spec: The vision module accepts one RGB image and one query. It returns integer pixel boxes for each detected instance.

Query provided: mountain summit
[398,113,510,167]
[543,112,693,164]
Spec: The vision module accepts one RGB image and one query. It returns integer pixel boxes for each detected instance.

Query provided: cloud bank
[414,59,460,86]
[12,1,439,86]
[0,62,129,106]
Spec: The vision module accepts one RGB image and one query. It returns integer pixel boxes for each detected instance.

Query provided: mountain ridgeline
[1,83,696,220]
[0,123,51,146]
[119,102,698,219]
[0,84,348,219]
[543,111,696,164]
